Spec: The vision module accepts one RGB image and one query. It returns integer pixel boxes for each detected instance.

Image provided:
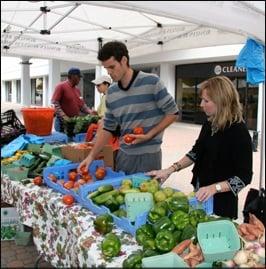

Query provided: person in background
[51,67,93,132]
[91,75,112,118]
[147,76,253,219]
[78,40,179,175]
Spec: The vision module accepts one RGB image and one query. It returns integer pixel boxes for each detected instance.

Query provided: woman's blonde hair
[200,76,243,131]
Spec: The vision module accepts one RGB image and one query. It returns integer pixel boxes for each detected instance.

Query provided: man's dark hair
[98,41,129,66]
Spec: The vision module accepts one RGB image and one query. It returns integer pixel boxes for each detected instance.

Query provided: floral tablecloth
[1,174,141,268]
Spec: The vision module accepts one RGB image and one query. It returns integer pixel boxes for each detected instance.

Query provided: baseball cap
[91,75,112,85]
[68,67,82,77]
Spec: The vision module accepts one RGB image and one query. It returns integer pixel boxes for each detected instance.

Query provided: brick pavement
[1,235,53,268]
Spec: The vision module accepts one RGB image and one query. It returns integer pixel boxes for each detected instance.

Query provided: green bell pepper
[93,214,113,235]
[189,209,208,227]
[167,196,189,213]
[136,224,155,246]
[155,230,176,252]
[122,250,143,268]
[148,205,167,223]
[180,224,197,241]
[170,210,190,230]
[142,249,160,257]
[152,216,175,234]
[101,233,121,258]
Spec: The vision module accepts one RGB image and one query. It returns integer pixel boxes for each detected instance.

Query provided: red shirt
[52,80,86,117]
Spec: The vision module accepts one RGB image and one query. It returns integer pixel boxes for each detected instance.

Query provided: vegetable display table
[1,174,141,267]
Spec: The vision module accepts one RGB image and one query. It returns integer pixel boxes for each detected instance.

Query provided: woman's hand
[146,167,173,184]
[195,185,216,202]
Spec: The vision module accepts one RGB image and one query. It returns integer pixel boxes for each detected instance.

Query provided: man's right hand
[77,155,93,174]
[63,115,70,122]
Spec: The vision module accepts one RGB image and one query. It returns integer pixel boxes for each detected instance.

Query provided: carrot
[171,239,191,255]
[249,213,265,232]
[238,223,249,235]
[245,223,264,238]
[244,234,257,241]
[189,257,200,268]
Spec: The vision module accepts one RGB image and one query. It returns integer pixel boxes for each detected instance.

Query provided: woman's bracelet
[171,162,182,172]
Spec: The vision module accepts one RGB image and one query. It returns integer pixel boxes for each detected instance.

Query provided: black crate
[1,110,26,145]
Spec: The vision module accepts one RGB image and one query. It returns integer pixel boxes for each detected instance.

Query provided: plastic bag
[243,188,265,226]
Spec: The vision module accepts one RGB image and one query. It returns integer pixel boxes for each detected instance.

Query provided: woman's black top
[186,120,253,219]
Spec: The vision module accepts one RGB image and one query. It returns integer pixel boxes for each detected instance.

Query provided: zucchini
[88,190,100,199]
[92,190,119,205]
[98,185,114,193]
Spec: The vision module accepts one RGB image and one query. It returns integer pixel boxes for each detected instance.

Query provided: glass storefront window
[176,62,258,130]
[5,81,12,102]
[31,78,43,106]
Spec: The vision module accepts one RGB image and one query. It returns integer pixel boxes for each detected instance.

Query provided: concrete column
[11,80,16,103]
[20,57,32,106]
[42,75,48,106]
[47,59,61,106]
[160,63,176,99]
[94,65,108,109]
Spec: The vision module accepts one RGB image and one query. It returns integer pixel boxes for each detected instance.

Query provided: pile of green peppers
[93,214,113,234]
[101,233,121,258]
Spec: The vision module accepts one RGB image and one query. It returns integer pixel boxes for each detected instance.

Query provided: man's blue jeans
[54,117,63,132]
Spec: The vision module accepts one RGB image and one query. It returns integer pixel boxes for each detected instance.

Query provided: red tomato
[62,195,74,205]
[123,134,135,144]
[133,127,144,135]
[68,171,77,181]
[63,181,74,189]
[83,174,93,182]
[48,174,57,183]
[95,167,106,180]
[77,179,86,185]
[80,166,89,176]
[33,176,43,186]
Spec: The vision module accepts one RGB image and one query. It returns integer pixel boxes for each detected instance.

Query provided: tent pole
[259,82,265,194]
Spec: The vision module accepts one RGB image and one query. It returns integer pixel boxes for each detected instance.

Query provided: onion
[222,260,235,268]
[244,242,259,250]
[249,252,260,263]
[239,264,250,268]
[233,250,249,265]
[255,247,265,259]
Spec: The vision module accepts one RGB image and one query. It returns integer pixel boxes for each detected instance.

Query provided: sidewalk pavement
[1,101,263,267]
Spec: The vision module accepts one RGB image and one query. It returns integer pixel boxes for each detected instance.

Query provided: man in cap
[51,67,93,132]
[91,75,112,118]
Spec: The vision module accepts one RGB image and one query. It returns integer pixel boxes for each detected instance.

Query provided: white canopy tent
[1,1,265,190]
[1,1,265,64]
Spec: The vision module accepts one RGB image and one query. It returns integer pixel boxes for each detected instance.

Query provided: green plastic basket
[19,153,36,167]
[6,167,29,181]
[15,231,32,246]
[142,252,188,268]
[26,143,42,153]
[1,162,20,174]
[197,220,240,262]
[125,192,154,222]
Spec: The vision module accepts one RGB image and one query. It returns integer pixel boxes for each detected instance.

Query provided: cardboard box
[1,207,24,241]
[60,143,115,169]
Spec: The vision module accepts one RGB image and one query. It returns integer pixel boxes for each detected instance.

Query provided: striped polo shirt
[104,71,179,155]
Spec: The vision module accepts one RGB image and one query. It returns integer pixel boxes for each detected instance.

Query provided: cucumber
[93,189,119,205]
[88,190,100,199]
[97,185,114,193]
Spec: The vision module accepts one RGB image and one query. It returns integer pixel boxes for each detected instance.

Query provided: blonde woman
[147,76,253,219]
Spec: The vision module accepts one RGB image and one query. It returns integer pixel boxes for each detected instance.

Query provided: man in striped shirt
[78,41,179,174]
